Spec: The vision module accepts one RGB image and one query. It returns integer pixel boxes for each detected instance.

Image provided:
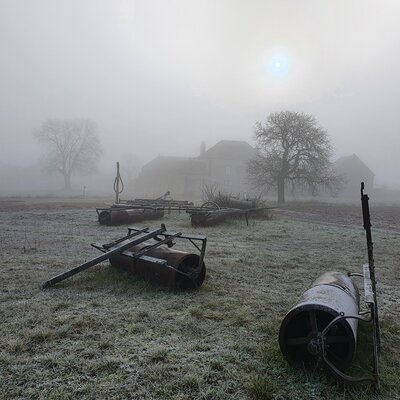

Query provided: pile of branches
[201,182,267,211]
[202,182,232,207]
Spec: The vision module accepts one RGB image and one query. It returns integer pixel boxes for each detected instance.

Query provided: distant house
[134,156,208,199]
[334,154,374,198]
[134,140,255,200]
[199,140,255,195]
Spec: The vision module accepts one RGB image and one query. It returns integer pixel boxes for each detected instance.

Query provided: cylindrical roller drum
[98,209,164,225]
[279,271,360,371]
[226,198,256,209]
[190,211,228,227]
[109,243,206,289]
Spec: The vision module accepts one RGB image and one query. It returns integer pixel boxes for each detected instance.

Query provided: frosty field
[1,199,399,400]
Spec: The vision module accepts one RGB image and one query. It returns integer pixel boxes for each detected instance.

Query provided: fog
[1,0,400,195]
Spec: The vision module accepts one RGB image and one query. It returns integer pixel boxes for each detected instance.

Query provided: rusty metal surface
[98,208,164,225]
[224,198,256,209]
[42,227,167,288]
[189,210,231,227]
[110,243,206,289]
[43,224,207,290]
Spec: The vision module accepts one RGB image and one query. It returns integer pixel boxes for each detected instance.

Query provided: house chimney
[200,141,206,157]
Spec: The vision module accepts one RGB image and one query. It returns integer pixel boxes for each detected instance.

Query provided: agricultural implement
[96,162,194,225]
[122,193,194,209]
[279,183,380,384]
[210,197,257,210]
[188,207,244,227]
[96,203,216,226]
[96,192,197,226]
[96,207,165,225]
[43,224,206,290]
[187,206,270,227]
[97,202,272,226]
[97,162,272,226]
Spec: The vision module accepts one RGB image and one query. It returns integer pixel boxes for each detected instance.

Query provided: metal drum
[279,272,360,371]
[109,243,206,290]
[98,208,164,225]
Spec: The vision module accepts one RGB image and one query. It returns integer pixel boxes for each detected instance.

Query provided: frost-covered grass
[0,203,399,399]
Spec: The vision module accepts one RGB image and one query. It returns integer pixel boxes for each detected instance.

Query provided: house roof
[334,154,374,177]
[202,140,255,161]
[141,156,208,176]
[139,140,255,178]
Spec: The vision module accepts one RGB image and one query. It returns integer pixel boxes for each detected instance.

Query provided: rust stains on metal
[43,224,207,290]
[98,208,164,225]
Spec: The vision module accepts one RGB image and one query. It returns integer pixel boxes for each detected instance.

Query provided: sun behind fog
[264,50,292,79]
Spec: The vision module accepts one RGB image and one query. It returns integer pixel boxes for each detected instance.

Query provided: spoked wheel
[279,307,355,372]
[200,201,220,210]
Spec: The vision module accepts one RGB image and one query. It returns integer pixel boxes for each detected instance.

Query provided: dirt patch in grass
[0,196,111,212]
[0,199,399,399]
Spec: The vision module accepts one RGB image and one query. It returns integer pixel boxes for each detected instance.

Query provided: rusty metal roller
[109,243,206,290]
[98,208,164,225]
[279,272,360,372]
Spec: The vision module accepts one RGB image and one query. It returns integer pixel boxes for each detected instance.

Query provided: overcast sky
[1,0,400,186]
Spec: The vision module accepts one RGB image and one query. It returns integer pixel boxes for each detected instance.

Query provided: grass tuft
[149,348,168,363]
[249,375,276,400]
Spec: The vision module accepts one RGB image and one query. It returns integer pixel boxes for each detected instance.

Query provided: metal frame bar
[127,226,207,272]
[316,258,380,385]
[42,226,166,288]
[317,311,378,384]
[43,224,207,288]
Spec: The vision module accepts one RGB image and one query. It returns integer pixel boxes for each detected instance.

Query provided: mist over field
[2,3,400,398]
[1,0,400,196]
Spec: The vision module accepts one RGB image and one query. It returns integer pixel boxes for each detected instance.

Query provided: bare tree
[34,119,102,190]
[248,111,343,203]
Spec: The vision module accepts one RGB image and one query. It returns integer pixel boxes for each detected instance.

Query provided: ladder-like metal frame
[43,224,207,289]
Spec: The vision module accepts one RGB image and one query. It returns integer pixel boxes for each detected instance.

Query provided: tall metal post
[361,182,381,351]
[113,161,124,204]
[115,162,120,203]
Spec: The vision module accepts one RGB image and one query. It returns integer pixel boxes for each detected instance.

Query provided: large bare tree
[248,111,342,203]
[34,119,102,190]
